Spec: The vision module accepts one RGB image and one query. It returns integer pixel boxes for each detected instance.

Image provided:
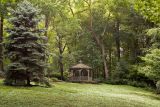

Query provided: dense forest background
[0,0,160,91]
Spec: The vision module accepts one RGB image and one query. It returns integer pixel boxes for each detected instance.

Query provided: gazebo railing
[70,76,92,81]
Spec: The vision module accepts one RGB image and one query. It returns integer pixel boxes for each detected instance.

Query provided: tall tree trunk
[45,15,50,37]
[101,43,109,79]
[27,77,31,86]
[90,28,109,80]
[59,55,64,80]
[57,34,65,81]
[26,72,31,86]
[131,38,139,63]
[88,0,109,80]
[108,48,112,72]
[114,19,121,62]
[0,15,4,72]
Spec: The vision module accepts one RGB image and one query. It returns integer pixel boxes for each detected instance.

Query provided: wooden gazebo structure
[69,61,92,82]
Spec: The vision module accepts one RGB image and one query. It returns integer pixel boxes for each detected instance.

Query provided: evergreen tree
[4,0,49,86]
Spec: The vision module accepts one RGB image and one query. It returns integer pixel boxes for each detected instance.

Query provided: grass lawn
[0,79,160,107]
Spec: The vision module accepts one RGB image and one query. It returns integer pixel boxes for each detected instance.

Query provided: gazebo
[69,61,92,82]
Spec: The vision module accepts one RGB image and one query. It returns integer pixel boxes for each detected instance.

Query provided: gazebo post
[91,69,92,81]
[79,69,82,81]
[71,70,74,81]
[87,69,90,81]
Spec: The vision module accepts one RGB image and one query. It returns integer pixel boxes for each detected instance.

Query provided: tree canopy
[0,0,160,92]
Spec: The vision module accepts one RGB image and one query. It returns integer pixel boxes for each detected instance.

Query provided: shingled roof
[70,61,92,69]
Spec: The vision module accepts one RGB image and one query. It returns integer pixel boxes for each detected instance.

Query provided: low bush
[51,77,62,82]
[42,77,52,88]
[104,79,149,88]
[111,61,129,81]
[3,79,14,86]
[0,71,4,78]
[47,71,69,81]
[105,79,128,85]
[127,81,148,88]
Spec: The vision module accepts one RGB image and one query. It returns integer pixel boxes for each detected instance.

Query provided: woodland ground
[0,79,160,107]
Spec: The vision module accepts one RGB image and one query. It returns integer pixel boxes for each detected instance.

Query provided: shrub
[51,77,61,82]
[94,77,104,82]
[0,71,4,78]
[139,49,160,84]
[43,77,52,88]
[3,79,14,86]
[127,81,148,88]
[111,60,129,85]
[47,71,69,81]
[49,72,61,79]
[104,79,128,85]
[63,71,69,80]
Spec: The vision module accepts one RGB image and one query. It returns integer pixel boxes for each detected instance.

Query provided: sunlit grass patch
[0,80,160,107]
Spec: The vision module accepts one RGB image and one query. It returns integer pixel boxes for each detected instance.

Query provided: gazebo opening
[69,61,92,82]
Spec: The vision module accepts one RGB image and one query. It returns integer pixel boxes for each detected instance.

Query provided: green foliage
[4,0,49,86]
[111,60,129,84]
[0,0,17,16]
[139,49,160,81]
[110,61,154,87]
[147,28,160,37]
[51,77,60,82]
[1,0,160,91]
[135,0,160,25]
[47,71,69,81]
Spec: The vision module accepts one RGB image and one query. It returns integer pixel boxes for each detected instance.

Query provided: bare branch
[68,0,75,17]
[75,9,88,14]
[101,12,111,37]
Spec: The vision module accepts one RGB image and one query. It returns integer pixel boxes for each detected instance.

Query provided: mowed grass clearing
[0,79,160,107]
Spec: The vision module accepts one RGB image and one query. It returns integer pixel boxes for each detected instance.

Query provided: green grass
[0,80,160,107]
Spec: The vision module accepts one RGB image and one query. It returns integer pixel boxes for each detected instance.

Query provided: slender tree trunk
[90,30,109,80]
[101,43,109,79]
[26,72,31,86]
[57,34,65,81]
[45,15,50,37]
[27,77,31,86]
[132,38,139,63]
[109,48,112,71]
[88,0,109,80]
[0,15,4,72]
[59,55,64,80]
[114,19,120,62]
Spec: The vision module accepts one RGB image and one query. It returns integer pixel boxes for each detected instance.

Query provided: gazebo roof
[70,61,92,69]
